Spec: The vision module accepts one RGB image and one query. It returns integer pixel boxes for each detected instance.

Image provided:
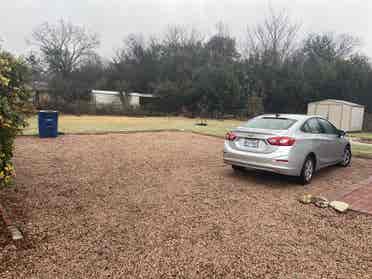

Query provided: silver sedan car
[223,114,351,184]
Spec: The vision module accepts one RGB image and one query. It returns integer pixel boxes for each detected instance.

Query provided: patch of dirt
[1,132,372,278]
[354,138,372,144]
[0,218,10,247]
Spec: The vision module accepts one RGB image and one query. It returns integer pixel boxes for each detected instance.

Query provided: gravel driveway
[1,132,372,278]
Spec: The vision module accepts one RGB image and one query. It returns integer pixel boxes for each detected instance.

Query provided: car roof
[258,114,312,121]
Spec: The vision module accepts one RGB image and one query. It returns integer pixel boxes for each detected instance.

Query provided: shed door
[341,105,351,131]
[315,104,330,119]
[328,104,342,129]
[307,103,316,115]
[350,107,364,131]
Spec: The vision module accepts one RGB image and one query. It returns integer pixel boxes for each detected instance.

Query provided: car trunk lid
[229,127,287,153]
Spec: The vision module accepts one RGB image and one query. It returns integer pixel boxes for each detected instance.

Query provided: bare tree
[164,25,188,47]
[215,21,230,38]
[335,34,361,58]
[163,25,204,48]
[244,8,300,63]
[113,34,146,64]
[31,19,100,78]
[303,33,361,62]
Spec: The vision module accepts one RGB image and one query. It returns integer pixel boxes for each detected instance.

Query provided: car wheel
[299,156,315,185]
[232,165,245,172]
[339,147,352,167]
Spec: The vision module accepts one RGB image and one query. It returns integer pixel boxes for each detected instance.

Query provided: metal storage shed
[307,99,365,132]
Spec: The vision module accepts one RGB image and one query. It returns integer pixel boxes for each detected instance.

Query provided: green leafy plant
[0,51,32,186]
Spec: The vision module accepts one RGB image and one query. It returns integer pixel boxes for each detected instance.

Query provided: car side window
[301,122,312,133]
[302,118,323,134]
[318,118,339,135]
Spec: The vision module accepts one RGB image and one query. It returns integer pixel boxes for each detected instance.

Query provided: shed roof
[91,90,156,98]
[91,90,119,96]
[308,99,364,108]
[129,92,156,98]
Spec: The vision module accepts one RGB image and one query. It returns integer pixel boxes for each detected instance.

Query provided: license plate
[242,138,259,148]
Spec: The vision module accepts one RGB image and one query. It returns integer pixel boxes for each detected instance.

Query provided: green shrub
[0,51,32,186]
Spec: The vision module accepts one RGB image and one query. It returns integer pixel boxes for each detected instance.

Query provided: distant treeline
[25,10,372,116]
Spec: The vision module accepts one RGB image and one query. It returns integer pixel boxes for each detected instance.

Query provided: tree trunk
[118,92,128,114]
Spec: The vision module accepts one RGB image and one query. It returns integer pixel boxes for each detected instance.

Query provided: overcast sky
[1,0,371,58]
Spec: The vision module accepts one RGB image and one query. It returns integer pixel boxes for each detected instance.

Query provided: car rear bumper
[223,142,301,176]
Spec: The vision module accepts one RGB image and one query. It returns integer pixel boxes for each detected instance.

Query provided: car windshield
[242,117,296,130]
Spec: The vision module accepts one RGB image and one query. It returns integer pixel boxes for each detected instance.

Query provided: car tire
[232,165,245,172]
[339,147,352,167]
[299,156,315,185]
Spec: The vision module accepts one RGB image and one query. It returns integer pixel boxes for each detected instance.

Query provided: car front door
[317,118,344,163]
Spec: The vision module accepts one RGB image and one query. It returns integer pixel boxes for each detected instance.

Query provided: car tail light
[225,132,237,141]
[267,136,296,146]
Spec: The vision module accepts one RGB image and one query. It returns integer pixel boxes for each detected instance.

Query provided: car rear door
[302,118,329,167]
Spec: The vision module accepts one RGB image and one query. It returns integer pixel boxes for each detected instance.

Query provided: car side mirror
[338,130,346,137]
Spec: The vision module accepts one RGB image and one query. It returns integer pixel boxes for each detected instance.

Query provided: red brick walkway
[341,176,372,215]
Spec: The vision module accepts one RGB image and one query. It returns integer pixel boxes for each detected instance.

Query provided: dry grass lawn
[24,115,372,157]
[24,115,241,137]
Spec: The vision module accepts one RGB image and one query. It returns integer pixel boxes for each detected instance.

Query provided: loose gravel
[1,132,372,278]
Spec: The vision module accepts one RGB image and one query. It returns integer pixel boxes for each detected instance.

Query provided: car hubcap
[343,149,351,165]
[304,160,313,181]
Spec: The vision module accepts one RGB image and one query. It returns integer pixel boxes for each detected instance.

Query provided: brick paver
[341,176,372,214]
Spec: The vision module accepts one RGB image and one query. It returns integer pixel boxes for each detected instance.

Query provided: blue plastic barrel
[38,111,59,138]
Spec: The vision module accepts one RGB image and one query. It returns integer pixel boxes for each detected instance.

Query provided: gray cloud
[1,0,371,58]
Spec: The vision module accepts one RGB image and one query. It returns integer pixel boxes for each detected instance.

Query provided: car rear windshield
[243,117,296,130]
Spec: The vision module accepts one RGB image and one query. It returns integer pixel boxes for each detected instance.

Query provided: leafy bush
[0,51,32,186]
